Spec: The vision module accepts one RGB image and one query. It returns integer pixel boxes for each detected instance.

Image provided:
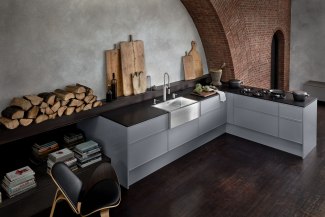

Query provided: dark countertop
[219,84,317,108]
[101,85,317,127]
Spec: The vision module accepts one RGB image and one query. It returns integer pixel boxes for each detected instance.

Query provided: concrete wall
[0,0,207,110]
[290,0,325,90]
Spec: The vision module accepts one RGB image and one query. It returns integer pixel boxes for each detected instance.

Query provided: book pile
[1,166,36,198]
[74,140,102,168]
[47,148,77,174]
[31,140,59,165]
[63,129,85,149]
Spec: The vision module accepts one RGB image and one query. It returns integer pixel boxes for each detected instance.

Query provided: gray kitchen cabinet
[78,114,169,188]
[226,92,234,124]
[199,95,227,135]
[233,94,279,137]
[279,104,303,143]
[168,118,199,151]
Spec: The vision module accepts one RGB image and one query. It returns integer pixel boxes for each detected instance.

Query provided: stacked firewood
[0,84,102,130]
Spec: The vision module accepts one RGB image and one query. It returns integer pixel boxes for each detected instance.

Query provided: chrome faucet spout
[163,72,170,101]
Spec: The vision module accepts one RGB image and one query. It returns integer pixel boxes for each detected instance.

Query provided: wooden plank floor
[34,102,325,217]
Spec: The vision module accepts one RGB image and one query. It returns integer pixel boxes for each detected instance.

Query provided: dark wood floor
[34,102,325,217]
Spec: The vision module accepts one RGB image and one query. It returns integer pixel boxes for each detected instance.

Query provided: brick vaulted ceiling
[181,0,291,90]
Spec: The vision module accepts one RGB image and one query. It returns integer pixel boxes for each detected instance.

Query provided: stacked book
[63,129,85,150]
[31,140,59,165]
[74,140,102,168]
[47,148,77,174]
[1,166,36,198]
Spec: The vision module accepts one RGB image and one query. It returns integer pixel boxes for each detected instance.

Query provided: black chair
[49,161,121,217]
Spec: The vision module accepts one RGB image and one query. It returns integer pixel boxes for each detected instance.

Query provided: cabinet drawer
[234,107,278,137]
[199,108,226,135]
[127,114,168,144]
[234,95,278,116]
[200,95,225,115]
[129,131,168,170]
[279,118,303,143]
[168,119,199,151]
[279,104,303,121]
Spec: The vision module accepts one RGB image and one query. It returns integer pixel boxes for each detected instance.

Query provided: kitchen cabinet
[233,94,278,137]
[199,95,227,135]
[169,119,199,151]
[279,104,303,143]
[78,114,169,188]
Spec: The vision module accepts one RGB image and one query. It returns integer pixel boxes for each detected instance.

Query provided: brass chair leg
[100,209,110,217]
[49,189,66,217]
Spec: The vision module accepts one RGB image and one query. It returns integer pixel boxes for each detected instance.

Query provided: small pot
[228,79,243,88]
[292,90,309,102]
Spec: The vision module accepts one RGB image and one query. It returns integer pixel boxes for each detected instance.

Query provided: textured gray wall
[290,0,325,90]
[0,0,207,110]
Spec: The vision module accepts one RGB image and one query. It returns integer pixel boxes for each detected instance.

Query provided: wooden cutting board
[105,45,123,97]
[120,35,147,96]
[191,91,217,97]
[183,51,195,80]
[188,41,203,78]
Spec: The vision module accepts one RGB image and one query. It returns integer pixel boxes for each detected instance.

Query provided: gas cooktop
[239,87,286,99]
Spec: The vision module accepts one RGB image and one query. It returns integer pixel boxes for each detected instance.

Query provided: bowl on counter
[292,90,309,102]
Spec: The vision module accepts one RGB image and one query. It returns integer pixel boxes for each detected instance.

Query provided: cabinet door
[129,131,168,170]
[168,119,199,151]
[127,114,168,144]
[199,107,226,135]
[234,94,278,116]
[234,107,278,137]
[226,93,234,124]
[200,95,225,115]
[279,104,303,143]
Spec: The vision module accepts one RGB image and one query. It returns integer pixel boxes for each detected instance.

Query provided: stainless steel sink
[152,97,200,128]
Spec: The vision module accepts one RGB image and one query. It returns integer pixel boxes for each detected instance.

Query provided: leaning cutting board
[183,51,195,80]
[188,41,203,78]
[105,45,123,97]
[120,35,147,96]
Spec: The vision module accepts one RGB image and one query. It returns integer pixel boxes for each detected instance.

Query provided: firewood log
[83,103,92,111]
[38,93,56,106]
[68,99,83,107]
[10,97,32,111]
[84,95,94,104]
[0,117,19,129]
[40,102,48,109]
[23,95,43,106]
[27,106,39,119]
[75,104,85,113]
[40,108,46,114]
[61,100,69,106]
[64,107,75,116]
[45,107,54,115]
[51,101,61,113]
[89,96,97,104]
[75,92,86,100]
[57,106,67,117]
[35,114,49,124]
[93,101,103,108]
[76,83,94,96]
[65,85,86,94]
[54,89,75,101]
[1,106,24,119]
[19,118,33,127]
[48,113,57,120]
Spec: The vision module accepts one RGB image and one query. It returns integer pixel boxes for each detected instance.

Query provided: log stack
[0,84,103,130]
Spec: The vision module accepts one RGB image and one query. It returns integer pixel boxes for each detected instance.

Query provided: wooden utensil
[188,41,203,78]
[183,51,195,80]
[105,44,123,97]
[120,35,147,96]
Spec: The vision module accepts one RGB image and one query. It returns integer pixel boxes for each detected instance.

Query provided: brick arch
[180,0,234,82]
[181,0,291,90]
[272,30,288,90]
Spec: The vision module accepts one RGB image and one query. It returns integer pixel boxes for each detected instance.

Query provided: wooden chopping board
[183,51,195,80]
[191,91,217,97]
[188,41,203,78]
[120,35,147,96]
[105,45,123,97]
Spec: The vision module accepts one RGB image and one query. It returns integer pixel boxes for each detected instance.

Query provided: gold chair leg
[49,189,66,217]
[100,209,110,217]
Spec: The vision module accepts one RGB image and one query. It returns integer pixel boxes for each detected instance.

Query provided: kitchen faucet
[163,72,170,101]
